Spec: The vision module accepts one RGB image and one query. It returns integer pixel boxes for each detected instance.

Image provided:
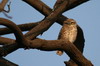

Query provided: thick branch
[0,18,30,54]
[0,37,15,45]
[23,0,89,24]
[0,43,19,56]
[27,38,93,66]
[0,37,93,65]
[0,22,39,35]
[0,18,26,44]
[23,0,67,24]
[24,0,69,40]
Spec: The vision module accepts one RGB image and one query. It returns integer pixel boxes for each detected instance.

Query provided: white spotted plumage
[56,19,77,56]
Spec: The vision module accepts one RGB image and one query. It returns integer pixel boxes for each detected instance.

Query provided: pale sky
[0,0,100,66]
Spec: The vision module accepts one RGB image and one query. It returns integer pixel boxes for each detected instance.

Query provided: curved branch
[0,22,39,35]
[0,0,8,12]
[0,18,28,45]
[3,1,11,13]
[0,18,29,56]
[0,0,11,13]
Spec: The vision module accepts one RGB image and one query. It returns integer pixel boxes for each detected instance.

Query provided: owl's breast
[60,26,77,43]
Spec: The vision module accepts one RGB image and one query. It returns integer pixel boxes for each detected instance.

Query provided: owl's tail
[56,50,63,56]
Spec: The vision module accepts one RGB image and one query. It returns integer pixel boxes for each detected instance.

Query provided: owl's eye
[64,21,75,25]
[71,22,75,24]
[65,22,70,24]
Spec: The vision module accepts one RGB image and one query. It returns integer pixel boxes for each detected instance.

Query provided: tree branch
[0,37,15,45]
[24,0,69,40]
[0,18,29,56]
[27,38,93,66]
[0,18,28,45]
[0,0,8,12]
[0,22,39,35]
[0,37,93,65]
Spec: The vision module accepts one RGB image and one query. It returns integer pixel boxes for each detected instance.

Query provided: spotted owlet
[56,19,77,56]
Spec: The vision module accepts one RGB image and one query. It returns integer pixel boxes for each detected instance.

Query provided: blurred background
[0,0,99,66]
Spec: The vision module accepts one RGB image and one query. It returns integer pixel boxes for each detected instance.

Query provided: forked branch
[24,0,69,40]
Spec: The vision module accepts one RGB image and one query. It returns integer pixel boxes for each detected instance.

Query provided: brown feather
[56,19,77,56]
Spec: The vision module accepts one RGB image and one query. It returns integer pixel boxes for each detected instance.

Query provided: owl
[56,19,77,56]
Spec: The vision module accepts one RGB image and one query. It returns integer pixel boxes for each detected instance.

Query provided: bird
[56,19,77,56]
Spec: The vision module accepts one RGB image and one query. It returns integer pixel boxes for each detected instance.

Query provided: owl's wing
[58,29,62,39]
[58,25,67,39]
[73,25,85,53]
[58,26,65,40]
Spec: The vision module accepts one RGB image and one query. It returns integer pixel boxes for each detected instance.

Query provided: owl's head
[63,19,77,25]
